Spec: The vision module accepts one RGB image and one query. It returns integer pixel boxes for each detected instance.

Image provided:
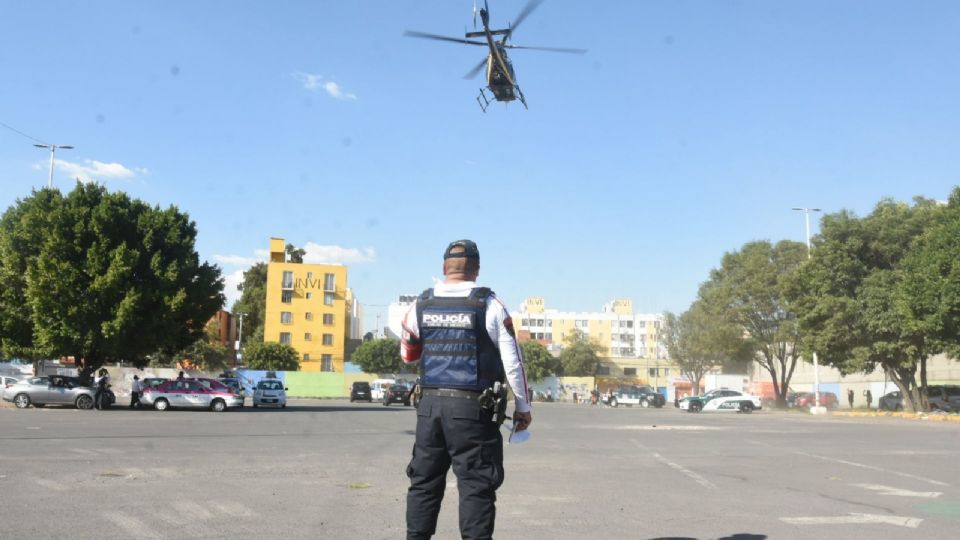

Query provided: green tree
[231,262,267,346]
[559,330,601,376]
[244,341,300,371]
[700,240,808,408]
[662,303,747,397]
[0,184,223,376]
[520,340,558,382]
[901,188,960,363]
[285,243,305,263]
[787,197,947,411]
[351,338,408,374]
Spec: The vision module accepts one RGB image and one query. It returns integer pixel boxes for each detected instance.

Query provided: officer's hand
[513,411,532,432]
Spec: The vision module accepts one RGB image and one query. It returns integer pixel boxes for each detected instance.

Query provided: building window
[624,368,637,376]
[303,353,310,361]
[282,271,294,289]
[639,321,646,328]
[305,333,312,341]
[321,354,333,372]
[663,368,669,377]
[627,320,633,328]
[596,365,610,376]
[323,313,334,325]
[305,312,313,321]
[281,312,292,324]
[521,319,529,327]
[649,368,658,377]
[279,332,291,345]
[322,334,334,346]
[306,292,313,300]
[323,273,335,291]
[546,319,553,327]
[545,333,552,341]
[324,292,335,306]
[281,290,293,304]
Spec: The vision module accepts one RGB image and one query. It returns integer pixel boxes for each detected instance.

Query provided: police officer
[401,239,532,540]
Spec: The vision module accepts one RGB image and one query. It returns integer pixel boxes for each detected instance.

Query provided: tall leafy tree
[244,341,299,371]
[231,262,267,346]
[785,197,946,412]
[700,240,808,407]
[519,340,558,382]
[662,303,748,397]
[559,329,601,376]
[0,184,223,375]
[351,338,409,374]
[901,188,960,363]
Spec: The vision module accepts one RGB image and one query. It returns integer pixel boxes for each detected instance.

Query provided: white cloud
[213,254,262,267]
[303,242,376,264]
[293,72,357,100]
[52,159,143,183]
[223,269,244,311]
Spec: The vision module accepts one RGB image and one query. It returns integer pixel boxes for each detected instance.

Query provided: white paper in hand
[508,424,530,445]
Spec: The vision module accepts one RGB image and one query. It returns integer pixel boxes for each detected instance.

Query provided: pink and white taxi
[141,379,243,412]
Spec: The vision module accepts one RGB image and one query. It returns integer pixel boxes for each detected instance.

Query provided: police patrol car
[679,388,762,413]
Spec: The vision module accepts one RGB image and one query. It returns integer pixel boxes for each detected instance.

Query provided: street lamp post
[34,143,74,189]
[792,207,823,413]
[236,313,246,367]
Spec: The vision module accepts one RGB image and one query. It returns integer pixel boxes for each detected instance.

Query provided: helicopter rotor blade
[463,57,488,79]
[403,30,488,46]
[509,0,543,35]
[505,44,587,54]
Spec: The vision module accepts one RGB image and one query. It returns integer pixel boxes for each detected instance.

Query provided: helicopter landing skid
[477,87,528,112]
[477,88,492,112]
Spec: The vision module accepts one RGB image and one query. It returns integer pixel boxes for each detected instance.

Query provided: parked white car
[370,379,395,401]
[253,379,287,408]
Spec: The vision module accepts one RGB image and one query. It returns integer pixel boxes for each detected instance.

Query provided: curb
[830,410,960,423]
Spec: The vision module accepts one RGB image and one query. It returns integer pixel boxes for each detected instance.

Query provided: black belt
[421,388,483,399]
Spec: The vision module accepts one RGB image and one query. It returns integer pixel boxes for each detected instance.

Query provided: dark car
[350,381,372,403]
[878,390,903,411]
[383,382,412,406]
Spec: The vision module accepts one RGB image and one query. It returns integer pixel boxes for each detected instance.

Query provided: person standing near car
[129,375,142,409]
[94,368,110,410]
[400,239,531,540]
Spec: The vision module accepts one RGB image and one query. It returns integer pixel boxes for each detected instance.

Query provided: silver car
[252,379,288,408]
[2,376,98,409]
[140,379,243,412]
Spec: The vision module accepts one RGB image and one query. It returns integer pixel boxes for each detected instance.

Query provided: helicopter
[405,0,586,112]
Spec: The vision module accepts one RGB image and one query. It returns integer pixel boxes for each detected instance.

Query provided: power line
[0,120,48,145]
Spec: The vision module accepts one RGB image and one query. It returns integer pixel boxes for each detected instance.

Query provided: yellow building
[514,297,664,359]
[263,238,356,372]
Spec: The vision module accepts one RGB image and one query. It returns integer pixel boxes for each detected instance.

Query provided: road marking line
[793,450,949,487]
[209,500,255,518]
[35,478,68,491]
[631,440,716,489]
[172,500,213,520]
[852,483,942,498]
[781,513,922,528]
[103,511,163,539]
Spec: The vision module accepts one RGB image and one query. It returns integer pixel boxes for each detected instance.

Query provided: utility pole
[236,313,246,367]
[34,143,74,188]
[792,207,824,414]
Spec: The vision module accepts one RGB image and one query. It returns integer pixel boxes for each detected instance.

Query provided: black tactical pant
[406,394,504,540]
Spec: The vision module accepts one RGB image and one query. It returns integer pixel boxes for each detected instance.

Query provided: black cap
[443,239,480,260]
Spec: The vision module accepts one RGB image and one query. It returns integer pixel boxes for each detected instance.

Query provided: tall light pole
[792,207,823,413]
[236,313,246,367]
[34,143,74,188]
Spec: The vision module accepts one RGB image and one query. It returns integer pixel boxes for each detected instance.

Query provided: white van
[370,379,395,401]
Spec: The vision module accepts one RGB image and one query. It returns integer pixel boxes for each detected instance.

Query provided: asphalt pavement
[1,399,958,539]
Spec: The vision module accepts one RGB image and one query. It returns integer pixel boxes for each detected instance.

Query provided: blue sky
[2,1,958,332]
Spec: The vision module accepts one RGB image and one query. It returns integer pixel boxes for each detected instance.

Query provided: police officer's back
[400,240,531,540]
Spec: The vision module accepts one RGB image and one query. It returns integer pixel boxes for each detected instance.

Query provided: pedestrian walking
[847,388,854,409]
[865,389,873,409]
[400,239,531,540]
[130,375,143,409]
